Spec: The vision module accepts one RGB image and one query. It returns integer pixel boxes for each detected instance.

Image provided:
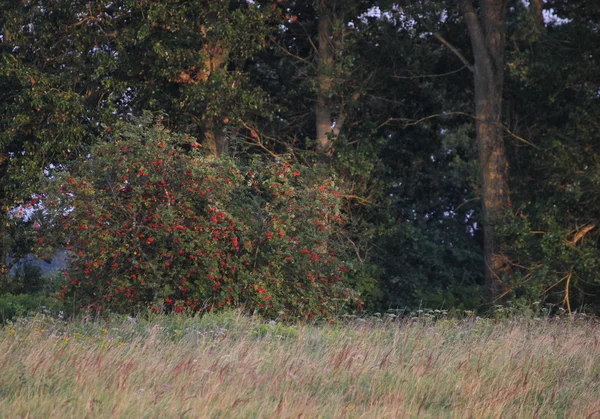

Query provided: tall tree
[357,5,484,309]
[263,0,371,157]
[314,0,343,155]
[93,0,278,157]
[459,0,511,299]
[0,0,278,277]
[1,0,96,275]
[497,0,600,312]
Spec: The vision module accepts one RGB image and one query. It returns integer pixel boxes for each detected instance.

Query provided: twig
[339,194,372,205]
[454,197,481,211]
[376,111,471,130]
[345,236,366,263]
[564,269,572,315]
[376,111,539,150]
[542,272,571,295]
[392,65,469,79]
[271,40,311,64]
[239,120,282,160]
[501,125,539,148]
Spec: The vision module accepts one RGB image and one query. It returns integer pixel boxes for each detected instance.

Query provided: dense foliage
[43,118,360,317]
[1,0,599,317]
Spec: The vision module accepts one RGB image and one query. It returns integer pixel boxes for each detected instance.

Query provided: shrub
[43,117,360,318]
[2,262,44,295]
[0,293,63,322]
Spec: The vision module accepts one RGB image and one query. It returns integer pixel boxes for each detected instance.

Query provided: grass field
[0,312,599,418]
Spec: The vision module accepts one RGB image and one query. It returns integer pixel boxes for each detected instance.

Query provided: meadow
[0,312,598,418]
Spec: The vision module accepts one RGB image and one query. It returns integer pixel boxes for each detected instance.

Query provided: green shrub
[2,262,44,295]
[43,117,360,318]
[0,294,63,322]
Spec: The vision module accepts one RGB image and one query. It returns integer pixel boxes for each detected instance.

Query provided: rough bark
[203,119,229,158]
[0,219,7,277]
[315,0,335,155]
[460,0,511,300]
[176,29,230,157]
[0,154,8,277]
[202,41,230,157]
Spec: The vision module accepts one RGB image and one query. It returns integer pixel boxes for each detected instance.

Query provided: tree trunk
[191,30,230,157]
[461,0,511,300]
[0,154,9,278]
[0,220,7,278]
[315,0,335,155]
[203,119,228,158]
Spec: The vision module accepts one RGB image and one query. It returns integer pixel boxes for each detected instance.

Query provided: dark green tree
[1,0,279,276]
[253,2,486,309]
[497,0,600,312]
[1,0,97,275]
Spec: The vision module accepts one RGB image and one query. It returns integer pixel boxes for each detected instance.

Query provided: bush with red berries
[44,119,360,318]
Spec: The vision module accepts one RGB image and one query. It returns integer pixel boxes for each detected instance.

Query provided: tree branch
[433,32,474,72]
[271,38,311,64]
[459,0,492,72]
[376,111,473,130]
[393,65,469,79]
[332,112,346,137]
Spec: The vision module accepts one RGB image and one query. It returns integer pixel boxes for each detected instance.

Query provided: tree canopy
[1,0,599,316]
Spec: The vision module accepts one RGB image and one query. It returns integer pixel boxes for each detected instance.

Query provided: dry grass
[0,312,599,418]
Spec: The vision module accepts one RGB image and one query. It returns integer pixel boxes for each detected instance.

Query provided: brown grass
[0,312,599,418]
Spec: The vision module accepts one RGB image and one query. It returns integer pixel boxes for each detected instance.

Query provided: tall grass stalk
[0,312,598,418]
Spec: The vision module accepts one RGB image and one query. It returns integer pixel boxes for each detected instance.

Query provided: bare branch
[433,33,474,72]
[501,125,539,148]
[376,111,472,130]
[270,39,311,64]
[239,120,282,160]
[393,65,469,79]
[568,223,597,247]
[376,111,539,150]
